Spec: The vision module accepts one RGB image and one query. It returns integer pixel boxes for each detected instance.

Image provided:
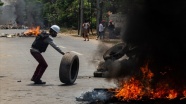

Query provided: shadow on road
[58,83,77,86]
[26,83,55,86]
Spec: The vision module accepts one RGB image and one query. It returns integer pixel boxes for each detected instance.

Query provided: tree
[0,1,3,6]
[27,0,98,30]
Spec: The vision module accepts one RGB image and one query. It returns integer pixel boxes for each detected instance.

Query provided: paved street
[0,29,116,104]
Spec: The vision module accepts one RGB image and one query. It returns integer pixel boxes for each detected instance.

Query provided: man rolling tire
[30,25,65,84]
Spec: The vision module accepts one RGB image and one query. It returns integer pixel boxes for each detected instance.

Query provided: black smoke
[107,0,186,90]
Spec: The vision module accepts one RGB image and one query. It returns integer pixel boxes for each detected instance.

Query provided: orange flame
[152,87,178,99]
[183,90,186,97]
[167,90,178,99]
[24,26,41,36]
[114,63,186,101]
[115,77,143,101]
[141,64,154,80]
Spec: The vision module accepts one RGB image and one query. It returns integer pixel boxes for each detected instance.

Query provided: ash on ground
[76,88,113,103]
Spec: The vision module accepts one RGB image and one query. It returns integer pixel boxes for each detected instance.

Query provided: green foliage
[0,2,3,6]
[33,0,127,29]
[91,17,96,28]
[38,0,96,29]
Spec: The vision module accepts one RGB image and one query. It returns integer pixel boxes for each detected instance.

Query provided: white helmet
[50,25,60,33]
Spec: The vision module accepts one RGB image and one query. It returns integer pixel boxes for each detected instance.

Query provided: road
[0,29,116,104]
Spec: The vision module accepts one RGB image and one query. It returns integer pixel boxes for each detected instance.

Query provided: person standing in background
[97,20,105,40]
[108,20,115,39]
[82,20,90,41]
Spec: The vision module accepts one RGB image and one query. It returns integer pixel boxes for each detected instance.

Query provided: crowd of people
[82,20,116,41]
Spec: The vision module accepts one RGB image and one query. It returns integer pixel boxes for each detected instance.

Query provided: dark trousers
[97,31,104,39]
[30,51,48,81]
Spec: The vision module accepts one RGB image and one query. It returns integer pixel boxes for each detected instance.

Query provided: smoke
[0,0,17,25]
[102,0,186,89]
[90,42,112,68]
[0,0,43,27]
[24,1,44,27]
[14,0,26,25]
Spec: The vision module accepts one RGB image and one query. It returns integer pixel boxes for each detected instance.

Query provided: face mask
[51,33,57,37]
[49,28,57,37]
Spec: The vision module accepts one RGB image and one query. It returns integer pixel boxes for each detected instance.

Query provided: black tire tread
[103,42,126,60]
[59,52,79,84]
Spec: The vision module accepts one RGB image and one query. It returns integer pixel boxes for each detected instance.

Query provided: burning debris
[91,0,186,103]
[0,26,42,38]
[113,64,186,101]
[76,88,186,104]
[88,63,186,103]
[0,0,44,36]
[23,26,41,36]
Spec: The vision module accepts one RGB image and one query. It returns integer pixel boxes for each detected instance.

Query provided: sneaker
[31,78,34,81]
[34,80,46,84]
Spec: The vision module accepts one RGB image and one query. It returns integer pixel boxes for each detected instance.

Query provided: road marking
[70,51,83,55]
[58,46,66,48]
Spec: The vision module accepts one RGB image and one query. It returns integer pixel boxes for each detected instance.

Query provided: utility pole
[78,0,80,35]
[79,0,84,36]
[96,0,100,35]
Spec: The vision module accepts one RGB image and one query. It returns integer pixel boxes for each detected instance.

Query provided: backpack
[32,33,49,52]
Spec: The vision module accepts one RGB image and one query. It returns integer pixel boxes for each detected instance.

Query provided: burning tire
[59,52,79,85]
[103,43,126,61]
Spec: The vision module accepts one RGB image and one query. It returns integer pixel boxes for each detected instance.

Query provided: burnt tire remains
[59,52,79,85]
[103,43,126,61]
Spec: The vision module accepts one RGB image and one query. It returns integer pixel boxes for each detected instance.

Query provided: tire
[103,42,126,61]
[93,71,109,78]
[102,71,109,78]
[59,52,79,84]
[93,71,103,77]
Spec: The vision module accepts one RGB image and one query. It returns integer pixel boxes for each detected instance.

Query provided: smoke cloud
[102,0,186,89]
[0,0,43,27]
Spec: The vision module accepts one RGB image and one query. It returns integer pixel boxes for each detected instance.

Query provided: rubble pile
[0,24,28,29]
[0,26,41,38]
[0,32,35,38]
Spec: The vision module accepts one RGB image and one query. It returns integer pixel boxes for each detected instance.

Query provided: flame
[115,64,151,101]
[141,64,154,80]
[183,90,186,97]
[114,63,186,101]
[115,77,143,101]
[152,87,178,99]
[167,90,178,99]
[24,26,41,36]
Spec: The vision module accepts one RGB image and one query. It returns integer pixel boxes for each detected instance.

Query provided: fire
[167,90,178,99]
[152,87,178,99]
[115,77,143,101]
[24,26,41,36]
[141,64,154,80]
[114,63,186,101]
[183,90,186,97]
[115,64,152,101]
